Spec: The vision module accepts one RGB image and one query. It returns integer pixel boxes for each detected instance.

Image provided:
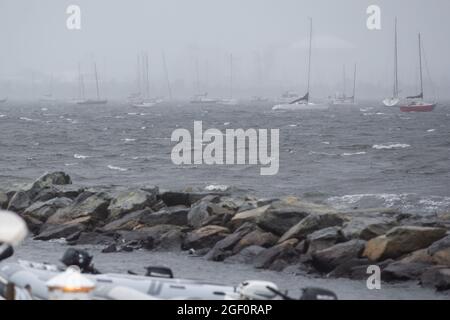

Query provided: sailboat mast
[162,51,173,100]
[195,59,200,93]
[94,63,100,100]
[230,54,233,99]
[306,18,312,102]
[78,63,85,100]
[144,53,150,100]
[343,65,346,96]
[394,17,399,97]
[352,64,357,100]
[418,33,424,96]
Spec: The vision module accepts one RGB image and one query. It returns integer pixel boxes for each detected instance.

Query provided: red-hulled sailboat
[399,33,436,112]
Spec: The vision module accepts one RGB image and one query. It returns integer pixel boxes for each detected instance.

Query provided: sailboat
[220,54,238,105]
[399,33,436,112]
[132,53,161,107]
[383,18,401,107]
[190,59,218,104]
[330,64,357,106]
[76,63,108,105]
[39,75,57,103]
[273,18,328,111]
[251,53,269,103]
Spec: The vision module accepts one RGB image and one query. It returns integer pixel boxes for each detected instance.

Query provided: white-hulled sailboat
[76,63,108,105]
[383,18,401,107]
[399,33,436,112]
[273,18,328,111]
[219,54,238,106]
[132,53,162,107]
[329,64,357,106]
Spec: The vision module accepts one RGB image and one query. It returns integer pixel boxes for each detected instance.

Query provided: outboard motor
[61,248,100,274]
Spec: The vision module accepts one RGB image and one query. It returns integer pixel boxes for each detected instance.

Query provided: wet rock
[341,216,398,241]
[232,229,279,254]
[35,222,86,241]
[306,227,346,254]
[312,239,366,273]
[33,184,84,202]
[328,258,372,279]
[132,225,187,250]
[101,209,151,232]
[382,261,432,281]
[187,196,233,228]
[159,191,224,207]
[225,245,266,264]
[0,192,8,209]
[47,192,111,226]
[230,205,271,228]
[420,267,450,291]
[205,224,253,261]
[254,239,299,269]
[256,198,317,236]
[427,235,450,266]
[108,189,159,220]
[23,215,44,235]
[23,197,73,222]
[140,206,189,227]
[7,191,32,213]
[399,249,435,265]
[182,225,230,250]
[363,226,447,261]
[278,213,345,243]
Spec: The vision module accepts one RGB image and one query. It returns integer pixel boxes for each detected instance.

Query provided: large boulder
[47,192,111,226]
[363,226,447,261]
[159,191,224,207]
[140,206,189,227]
[278,213,345,243]
[35,221,86,241]
[253,239,299,269]
[7,191,31,213]
[134,225,187,250]
[101,209,151,232]
[306,227,346,254]
[187,196,233,228]
[182,225,230,250]
[205,224,253,261]
[232,229,279,254]
[225,245,266,264]
[23,172,72,200]
[256,198,321,236]
[311,239,366,273]
[341,216,398,241]
[382,261,432,282]
[108,188,159,220]
[68,231,117,245]
[23,197,73,222]
[33,184,84,202]
[420,267,450,291]
[230,205,270,228]
[427,235,450,266]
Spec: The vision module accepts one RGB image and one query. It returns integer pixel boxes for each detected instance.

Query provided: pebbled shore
[2,172,450,294]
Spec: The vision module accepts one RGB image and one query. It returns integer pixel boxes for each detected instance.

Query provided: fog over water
[1,0,450,100]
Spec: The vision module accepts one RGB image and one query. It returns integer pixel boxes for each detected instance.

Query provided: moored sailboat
[399,33,436,112]
[383,18,401,107]
[273,18,328,111]
[329,64,357,106]
[76,62,108,105]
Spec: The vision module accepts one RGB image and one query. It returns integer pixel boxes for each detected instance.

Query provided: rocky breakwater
[2,172,450,292]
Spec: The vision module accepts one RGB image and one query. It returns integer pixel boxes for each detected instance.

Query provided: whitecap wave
[341,152,367,156]
[372,144,410,150]
[19,117,34,121]
[74,154,89,159]
[121,138,136,143]
[427,129,435,133]
[205,184,229,192]
[107,165,127,172]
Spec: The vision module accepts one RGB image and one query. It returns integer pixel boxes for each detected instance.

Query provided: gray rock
[328,258,372,279]
[420,267,450,291]
[0,192,9,209]
[427,235,450,266]
[187,196,233,228]
[69,232,117,245]
[182,225,230,250]
[341,216,398,241]
[102,244,117,253]
[225,245,266,264]
[47,192,111,225]
[278,213,346,243]
[108,189,159,220]
[131,225,187,250]
[35,222,86,241]
[24,172,72,200]
[254,239,299,269]
[363,226,447,261]
[140,206,189,227]
[232,229,279,254]
[312,239,367,273]
[102,209,151,232]
[205,224,253,261]
[24,197,73,222]
[7,191,32,213]
[306,227,346,254]
[382,262,432,281]
[159,191,220,207]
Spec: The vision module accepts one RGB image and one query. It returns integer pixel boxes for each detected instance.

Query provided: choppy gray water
[1,100,449,214]
[5,239,445,300]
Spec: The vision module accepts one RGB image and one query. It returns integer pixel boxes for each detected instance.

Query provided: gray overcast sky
[0,0,449,99]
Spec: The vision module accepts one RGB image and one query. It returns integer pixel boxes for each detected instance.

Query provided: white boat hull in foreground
[382,97,400,107]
